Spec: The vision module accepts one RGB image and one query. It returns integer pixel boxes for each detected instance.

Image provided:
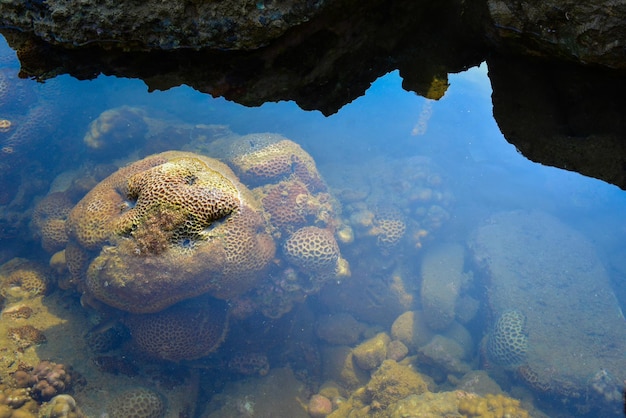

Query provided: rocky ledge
[1,0,626,189]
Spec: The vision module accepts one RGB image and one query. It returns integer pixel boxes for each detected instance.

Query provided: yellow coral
[457,393,529,418]
[283,226,340,274]
[31,191,74,253]
[0,258,50,301]
[65,151,275,313]
[211,133,327,192]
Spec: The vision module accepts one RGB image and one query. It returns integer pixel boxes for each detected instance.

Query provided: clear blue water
[2,33,626,417]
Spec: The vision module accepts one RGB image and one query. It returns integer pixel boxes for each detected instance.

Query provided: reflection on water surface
[1,34,626,418]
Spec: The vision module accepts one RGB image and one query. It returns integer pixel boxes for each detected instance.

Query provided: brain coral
[371,204,407,248]
[487,310,528,368]
[83,106,148,158]
[209,133,326,192]
[283,226,339,274]
[106,387,165,418]
[124,297,228,362]
[65,151,275,313]
[31,191,74,253]
[0,258,50,301]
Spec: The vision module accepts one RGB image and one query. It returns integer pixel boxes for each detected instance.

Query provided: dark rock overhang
[2,0,626,189]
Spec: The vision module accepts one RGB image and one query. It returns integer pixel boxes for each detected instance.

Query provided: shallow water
[1,33,626,417]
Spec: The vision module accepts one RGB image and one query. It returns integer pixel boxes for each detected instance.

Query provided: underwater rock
[390,310,435,353]
[385,340,408,362]
[351,332,390,371]
[316,312,366,346]
[202,367,309,418]
[30,191,74,253]
[308,394,333,418]
[321,346,370,390]
[420,242,466,330]
[418,335,472,376]
[470,210,626,405]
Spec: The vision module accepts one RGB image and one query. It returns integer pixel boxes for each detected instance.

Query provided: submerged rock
[470,210,626,406]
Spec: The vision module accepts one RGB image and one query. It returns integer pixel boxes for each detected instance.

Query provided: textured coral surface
[65,150,275,313]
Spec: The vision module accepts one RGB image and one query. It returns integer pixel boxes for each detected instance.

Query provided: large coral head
[65,151,275,313]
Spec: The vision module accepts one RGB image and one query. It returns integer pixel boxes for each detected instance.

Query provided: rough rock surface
[0,0,325,50]
[469,210,626,403]
[488,53,626,189]
[486,0,626,68]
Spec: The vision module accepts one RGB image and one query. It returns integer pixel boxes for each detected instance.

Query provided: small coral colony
[0,75,610,417]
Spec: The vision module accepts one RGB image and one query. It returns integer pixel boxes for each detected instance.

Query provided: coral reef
[210,133,326,192]
[93,356,139,377]
[30,191,74,253]
[7,324,47,349]
[83,106,148,158]
[0,258,51,302]
[13,360,74,401]
[65,150,275,313]
[38,394,86,418]
[106,387,166,418]
[227,352,270,376]
[283,226,340,275]
[0,382,39,417]
[2,304,33,319]
[369,204,407,249]
[418,335,471,376]
[124,297,229,362]
[486,310,528,368]
[254,225,348,319]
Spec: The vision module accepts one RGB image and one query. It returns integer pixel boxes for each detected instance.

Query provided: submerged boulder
[469,210,626,405]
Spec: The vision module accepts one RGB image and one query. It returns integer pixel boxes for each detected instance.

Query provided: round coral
[125,297,229,362]
[31,191,74,253]
[371,204,407,248]
[65,151,275,313]
[283,226,339,273]
[209,133,326,191]
[106,388,165,418]
[0,258,51,300]
[487,310,528,368]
